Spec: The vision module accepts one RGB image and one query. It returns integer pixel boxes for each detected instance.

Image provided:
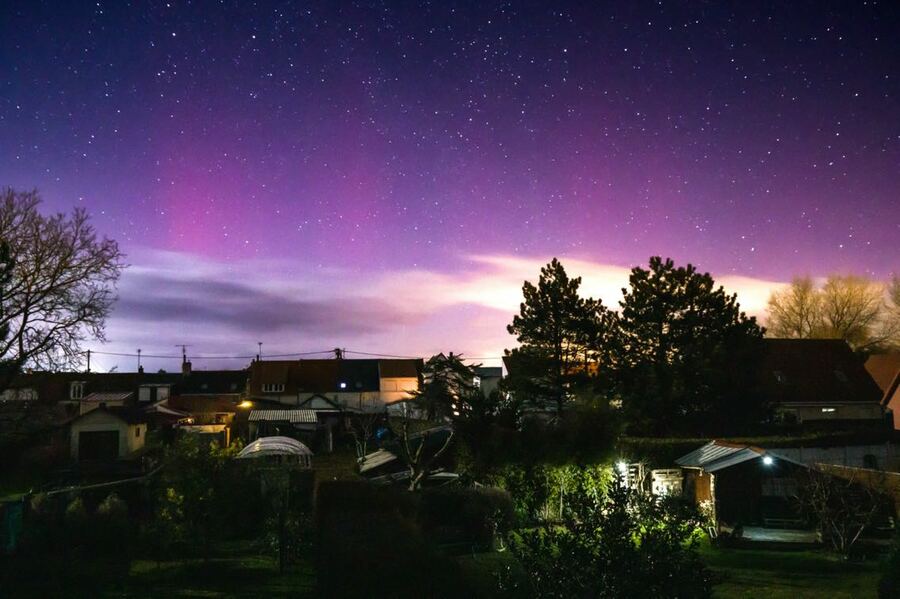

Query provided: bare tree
[766,275,900,351]
[766,276,822,339]
[0,189,125,387]
[349,411,385,466]
[797,468,887,557]
[391,417,454,491]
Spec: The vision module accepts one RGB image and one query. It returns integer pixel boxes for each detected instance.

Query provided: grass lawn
[701,542,882,598]
[1,541,315,598]
[457,550,526,597]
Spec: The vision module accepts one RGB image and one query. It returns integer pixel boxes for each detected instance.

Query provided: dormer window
[262,383,284,393]
[70,382,85,400]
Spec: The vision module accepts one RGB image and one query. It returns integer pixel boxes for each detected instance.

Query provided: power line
[84,348,507,362]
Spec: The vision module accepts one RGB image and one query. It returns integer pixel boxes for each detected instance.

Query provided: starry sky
[1,1,898,371]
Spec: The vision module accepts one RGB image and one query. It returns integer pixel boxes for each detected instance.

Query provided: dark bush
[315,481,465,598]
[420,486,515,550]
[879,532,900,598]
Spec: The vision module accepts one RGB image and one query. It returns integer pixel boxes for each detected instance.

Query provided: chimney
[182,361,192,376]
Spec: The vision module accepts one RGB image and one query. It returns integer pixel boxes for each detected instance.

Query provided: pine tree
[617,257,765,435]
[506,259,613,415]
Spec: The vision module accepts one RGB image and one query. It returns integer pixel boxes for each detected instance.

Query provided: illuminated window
[262,383,284,393]
[821,407,836,413]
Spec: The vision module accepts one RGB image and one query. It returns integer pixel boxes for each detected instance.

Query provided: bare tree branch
[0,189,125,389]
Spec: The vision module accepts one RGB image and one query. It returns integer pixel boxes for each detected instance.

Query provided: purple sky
[1,1,898,371]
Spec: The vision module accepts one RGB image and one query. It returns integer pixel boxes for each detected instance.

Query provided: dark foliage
[616,256,766,435]
[879,531,900,598]
[144,435,267,558]
[315,481,513,597]
[419,486,515,550]
[315,481,462,598]
[506,258,617,415]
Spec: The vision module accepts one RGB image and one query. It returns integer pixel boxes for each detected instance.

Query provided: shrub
[420,486,515,550]
[315,481,464,598]
[510,483,711,598]
[879,532,900,598]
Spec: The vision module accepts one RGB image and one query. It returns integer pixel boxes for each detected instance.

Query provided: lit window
[339,382,347,389]
[262,383,284,393]
[821,407,836,413]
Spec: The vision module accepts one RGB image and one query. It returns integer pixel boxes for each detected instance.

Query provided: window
[262,383,284,393]
[135,427,141,438]
[863,454,878,469]
[821,407,837,413]
[70,382,85,400]
[339,382,347,389]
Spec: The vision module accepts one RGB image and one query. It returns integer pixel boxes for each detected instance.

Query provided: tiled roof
[168,395,240,413]
[248,358,422,394]
[865,353,900,394]
[82,391,133,403]
[248,409,317,423]
[760,339,883,405]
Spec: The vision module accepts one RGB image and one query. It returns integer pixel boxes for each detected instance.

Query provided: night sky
[1,1,898,370]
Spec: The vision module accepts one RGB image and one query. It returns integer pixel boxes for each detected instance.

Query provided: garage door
[78,430,120,461]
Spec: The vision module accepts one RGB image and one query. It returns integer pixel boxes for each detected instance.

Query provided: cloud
[93,248,786,371]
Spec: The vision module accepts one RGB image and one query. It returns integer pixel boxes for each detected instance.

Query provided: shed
[69,405,147,461]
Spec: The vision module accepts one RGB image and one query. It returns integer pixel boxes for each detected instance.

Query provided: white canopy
[236,436,313,459]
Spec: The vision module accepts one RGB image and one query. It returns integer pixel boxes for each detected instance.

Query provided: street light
[762,455,774,466]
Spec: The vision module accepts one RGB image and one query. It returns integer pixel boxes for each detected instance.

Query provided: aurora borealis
[1,1,897,370]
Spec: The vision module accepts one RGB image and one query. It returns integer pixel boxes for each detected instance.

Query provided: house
[163,365,249,445]
[246,358,422,412]
[69,405,147,461]
[474,366,503,397]
[676,440,809,531]
[865,353,900,430]
[761,339,885,425]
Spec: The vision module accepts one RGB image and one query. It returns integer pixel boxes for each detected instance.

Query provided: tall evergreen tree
[506,259,613,415]
[409,352,479,421]
[616,257,765,435]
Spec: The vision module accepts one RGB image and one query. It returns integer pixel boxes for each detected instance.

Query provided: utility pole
[137,349,142,371]
[257,341,263,361]
[86,350,91,373]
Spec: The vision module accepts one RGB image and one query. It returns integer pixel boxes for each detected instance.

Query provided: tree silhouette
[617,257,764,435]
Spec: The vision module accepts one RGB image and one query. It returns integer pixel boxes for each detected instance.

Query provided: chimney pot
[182,361,192,376]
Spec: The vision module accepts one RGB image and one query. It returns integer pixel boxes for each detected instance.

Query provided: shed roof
[248,409,317,423]
[676,440,803,473]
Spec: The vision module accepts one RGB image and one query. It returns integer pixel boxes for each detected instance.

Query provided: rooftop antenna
[334,347,344,360]
[137,349,142,371]
[175,344,191,364]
